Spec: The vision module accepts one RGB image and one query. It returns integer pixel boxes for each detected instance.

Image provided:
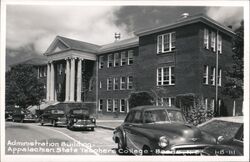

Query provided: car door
[123,110,143,152]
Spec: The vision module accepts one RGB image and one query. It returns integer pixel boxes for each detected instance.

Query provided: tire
[40,122,44,126]
[142,146,152,155]
[116,138,128,155]
[90,127,95,131]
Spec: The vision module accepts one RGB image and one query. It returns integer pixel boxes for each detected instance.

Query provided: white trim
[127,50,134,65]
[120,77,126,90]
[204,28,209,49]
[127,76,133,90]
[107,54,113,68]
[211,31,216,52]
[120,51,126,66]
[114,52,120,67]
[98,99,103,111]
[113,99,119,112]
[113,77,119,90]
[120,99,125,113]
[203,65,209,84]
[157,32,176,54]
[107,99,112,112]
[218,68,222,86]
[157,66,175,86]
[211,67,216,85]
[98,55,104,69]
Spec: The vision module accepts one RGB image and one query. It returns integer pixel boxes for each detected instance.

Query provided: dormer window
[157,32,176,54]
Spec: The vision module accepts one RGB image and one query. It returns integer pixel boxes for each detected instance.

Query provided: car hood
[143,122,202,138]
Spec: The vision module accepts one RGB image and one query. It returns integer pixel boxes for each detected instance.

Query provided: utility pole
[215,30,219,116]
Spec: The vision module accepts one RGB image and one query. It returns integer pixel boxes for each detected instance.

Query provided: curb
[96,125,115,131]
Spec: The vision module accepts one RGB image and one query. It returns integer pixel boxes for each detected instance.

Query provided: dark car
[113,106,217,155]
[40,108,67,127]
[5,110,13,121]
[66,108,96,131]
[200,117,243,156]
[12,109,37,123]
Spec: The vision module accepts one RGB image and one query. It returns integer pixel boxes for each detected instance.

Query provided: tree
[6,64,45,109]
[222,21,244,99]
[128,92,154,109]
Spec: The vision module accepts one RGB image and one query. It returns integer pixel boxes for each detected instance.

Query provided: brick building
[31,14,242,117]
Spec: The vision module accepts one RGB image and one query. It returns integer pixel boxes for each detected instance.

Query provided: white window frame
[114,53,120,67]
[211,32,216,52]
[127,76,133,90]
[210,98,215,112]
[210,67,216,85]
[113,99,119,112]
[156,97,175,107]
[204,28,209,49]
[99,56,104,69]
[99,99,103,111]
[126,99,129,113]
[157,66,175,86]
[120,52,126,66]
[107,99,112,112]
[218,68,222,86]
[128,50,134,65]
[120,99,126,113]
[203,65,209,84]
[217,34,222,54]
[113,77,119,90]
[107,78,112,90]
[107,54,113,68]
[157,32,176,54]
[120,77,126,90]
[99,81,102,89]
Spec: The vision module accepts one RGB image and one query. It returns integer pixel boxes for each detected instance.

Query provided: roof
[57,36,101,54]
[135,14,235,36]
[131,105,180,111]
[98,37,139,54]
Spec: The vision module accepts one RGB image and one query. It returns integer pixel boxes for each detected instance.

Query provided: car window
[125,111,135,123]
[72,109,88,115]
[51,110,64,114]
[168,110,185,122]
[131,111,142,124]
[144,109,169,123]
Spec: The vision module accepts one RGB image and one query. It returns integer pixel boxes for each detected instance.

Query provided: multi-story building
[22,14,242,117]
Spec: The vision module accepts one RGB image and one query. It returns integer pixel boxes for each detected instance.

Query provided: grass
[199,120,242,140]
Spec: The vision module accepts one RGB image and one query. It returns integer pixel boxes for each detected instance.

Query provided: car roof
[129,105,181,112]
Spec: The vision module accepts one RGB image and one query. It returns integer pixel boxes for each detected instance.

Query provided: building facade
[35,15,242,117]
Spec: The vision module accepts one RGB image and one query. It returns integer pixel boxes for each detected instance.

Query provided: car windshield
[144,109,185,123]
[51,110,64,114]
[72,109,88,115]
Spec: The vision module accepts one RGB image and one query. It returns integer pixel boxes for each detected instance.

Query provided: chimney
[114,33,121,41]
[181,13,189,19]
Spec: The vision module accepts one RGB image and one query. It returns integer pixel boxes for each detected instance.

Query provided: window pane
[157,35,163,53]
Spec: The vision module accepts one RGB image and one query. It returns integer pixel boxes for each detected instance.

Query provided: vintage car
[40,108,67,127]
[66,108,96,131]
[199,117,243,156]
[113,106,217,155]
[5,110,13,121]
[12,109,37,123]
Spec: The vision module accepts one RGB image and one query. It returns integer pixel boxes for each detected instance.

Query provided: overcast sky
[6,5,243,68]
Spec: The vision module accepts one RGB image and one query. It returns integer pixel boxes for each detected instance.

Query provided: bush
[128,92,154,109]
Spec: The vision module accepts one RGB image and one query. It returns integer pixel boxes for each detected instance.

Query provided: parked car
[66,108,96,131]
[113,106,217,155]
[199,117,243,156]
[5,110,13,121]
[12,109,37,123]
[40,108,67,127]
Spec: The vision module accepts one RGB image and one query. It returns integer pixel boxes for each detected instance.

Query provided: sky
[5,4,243,69]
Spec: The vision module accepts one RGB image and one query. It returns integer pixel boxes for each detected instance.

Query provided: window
[210,98,215,111]
[44,67,47,76]
[120,99,126,112]
[59,64,63,75]
[204,28,209,49]
[99,99,103,111]
[120,52,126,66]
[157,32,176,53]
[210,67,215,85]
[132,111,142,123]
[99,81,102,89]
[125,111,134,123]
[204,98,208,110]
[211,32,216,52]
[113,99,119,112]
[156,97,175,107]
[157,66,175,86]
[107,78,112,90]
[99,56,104,69]
[203,65,209,84]
[217,34,222,54]
[107,99,112,112]
[218,68,222,86]
[113,77,119,90]
[127,76,133,90]
[114,53,119,67]
[57,83,62,93]
[107,54,113,68]
[128,50,134,65]
[120,77,126,90]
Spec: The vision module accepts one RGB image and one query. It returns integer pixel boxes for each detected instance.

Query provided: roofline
[98,41,139,54]
[135,15,235,37]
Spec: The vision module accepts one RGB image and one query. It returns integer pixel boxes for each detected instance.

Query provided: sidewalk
[95,114,125,130]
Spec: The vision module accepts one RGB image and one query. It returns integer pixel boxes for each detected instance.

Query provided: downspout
[96,57,99,119]
[215,30,219,115]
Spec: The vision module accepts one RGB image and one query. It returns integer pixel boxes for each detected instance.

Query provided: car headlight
[73,119,77,122]
[158,136,169,148]
[91,118,96,123]
[217,136,224,144]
